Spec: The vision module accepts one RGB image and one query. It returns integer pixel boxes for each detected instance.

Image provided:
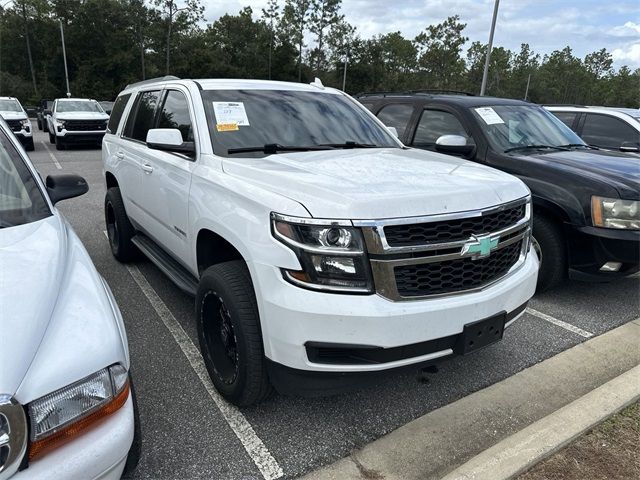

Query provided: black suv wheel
[197,261,272,406]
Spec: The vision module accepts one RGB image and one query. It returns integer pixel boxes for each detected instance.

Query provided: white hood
[222,148,529,219]
[0,215,128,401]
[0,111,27,121]
[56,111,109,121]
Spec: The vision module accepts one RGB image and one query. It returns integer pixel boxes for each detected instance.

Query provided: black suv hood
[523,149,640,199]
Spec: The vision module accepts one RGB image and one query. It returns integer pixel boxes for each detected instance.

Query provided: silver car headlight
[271,213,373,293]
[591,196,639,230]
[27,364,129,461]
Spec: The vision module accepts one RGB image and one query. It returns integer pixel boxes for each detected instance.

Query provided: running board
[131,234,198,296]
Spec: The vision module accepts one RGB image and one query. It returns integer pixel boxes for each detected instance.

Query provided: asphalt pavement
[26,124,640,480]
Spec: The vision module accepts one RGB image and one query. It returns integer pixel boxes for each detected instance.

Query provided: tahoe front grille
[384,203,525,247]
[5,120,22,132]
[65,120,106,131]
[394,240,523,297]
[358,198,531,301]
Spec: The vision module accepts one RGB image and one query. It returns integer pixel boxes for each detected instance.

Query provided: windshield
[472,105,585,152]
[57,100,103,113]
[0,130,50,228]
[0,99,22,112]
[201,89,398,157]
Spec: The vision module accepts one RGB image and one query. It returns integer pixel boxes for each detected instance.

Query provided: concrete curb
[441,364,640,480]
[301,319,640,480]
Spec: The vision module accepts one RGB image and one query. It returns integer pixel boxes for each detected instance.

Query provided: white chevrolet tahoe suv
[103,76,539,406]
[0,97,34,151]
[46,98,109,150]
[0,118,139,479]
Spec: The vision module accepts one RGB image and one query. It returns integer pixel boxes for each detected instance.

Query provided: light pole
[480,0,500,96]
[59,19,70,97]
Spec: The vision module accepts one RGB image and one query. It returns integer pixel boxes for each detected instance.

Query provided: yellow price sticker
[216,123,239,132]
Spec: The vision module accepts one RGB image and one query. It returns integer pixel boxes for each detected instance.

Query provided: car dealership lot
[27,126,639,480]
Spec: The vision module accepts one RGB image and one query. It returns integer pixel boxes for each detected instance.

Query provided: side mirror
[386,126,399,138]
[435,135,475,156]
[620,141,640,153]
[46,174,88,204]
[146,128,195,154]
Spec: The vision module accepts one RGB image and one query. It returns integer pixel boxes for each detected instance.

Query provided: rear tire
[48,132,55,144]
[105,187,139,262]
[532,213,566,292]
[197,261,272,406]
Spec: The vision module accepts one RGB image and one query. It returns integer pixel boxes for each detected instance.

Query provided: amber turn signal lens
[28,380,130,461]
[591,196,604,227]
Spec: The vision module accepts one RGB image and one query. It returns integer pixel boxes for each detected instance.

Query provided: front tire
[55,137,65,150]
[532,213,566,292]
[37,119,42,130]
[48,131,55,144]
[105,187,139,262]
[197,261,272,406]
[25,138,34,151]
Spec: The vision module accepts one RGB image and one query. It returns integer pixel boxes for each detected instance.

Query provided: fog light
[600,262,622,272]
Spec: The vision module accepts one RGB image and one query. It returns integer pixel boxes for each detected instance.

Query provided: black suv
[358,92,639,291]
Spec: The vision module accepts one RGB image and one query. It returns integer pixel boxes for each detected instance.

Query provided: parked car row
[1,77,638,480]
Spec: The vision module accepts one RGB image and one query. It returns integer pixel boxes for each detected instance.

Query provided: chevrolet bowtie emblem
[462,234,499,260]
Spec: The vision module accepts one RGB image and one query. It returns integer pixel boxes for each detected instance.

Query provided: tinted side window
[377,104,414,138]
[413,110,473,147]
[581,114,639,149]
[359,101,376,112]
[124,90,161,141]
[107,94,131,134]
[157,90,193,142]
[551,111,578,130]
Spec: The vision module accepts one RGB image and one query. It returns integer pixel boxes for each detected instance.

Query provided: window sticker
[216,123,239,132]
[212,102,250,131]
[474,107,504,125]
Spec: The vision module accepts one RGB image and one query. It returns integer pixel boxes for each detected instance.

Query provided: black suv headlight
[271,213,373,293]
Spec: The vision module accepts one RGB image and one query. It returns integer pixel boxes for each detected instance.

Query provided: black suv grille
[384,203,525,247]
[65,120,106,131]
[394,240,523,297]
[5,120,22,132]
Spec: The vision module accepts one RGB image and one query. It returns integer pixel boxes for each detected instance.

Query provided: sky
[200,0,640,70]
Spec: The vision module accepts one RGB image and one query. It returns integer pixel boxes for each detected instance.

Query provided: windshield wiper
[558,143,599,150]
[227,144,335,155]
[319,141,378,149]
[504,145,570,153]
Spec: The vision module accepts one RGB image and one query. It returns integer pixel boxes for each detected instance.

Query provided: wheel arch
[196,228,246,277]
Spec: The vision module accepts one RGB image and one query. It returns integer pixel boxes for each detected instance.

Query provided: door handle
[115,151,125,159]
[141,163,154,173]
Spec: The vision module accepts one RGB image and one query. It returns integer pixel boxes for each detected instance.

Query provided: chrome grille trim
[0,395,27,480]
[357,198,531,301]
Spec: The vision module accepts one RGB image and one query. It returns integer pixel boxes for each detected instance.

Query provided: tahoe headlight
[27,364,129,460]
[271,213,373,293]
[591,196,639,230]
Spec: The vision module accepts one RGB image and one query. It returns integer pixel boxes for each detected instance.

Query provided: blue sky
[201,0,640,69]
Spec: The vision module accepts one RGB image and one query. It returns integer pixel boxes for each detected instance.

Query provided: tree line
[0,0,638,107]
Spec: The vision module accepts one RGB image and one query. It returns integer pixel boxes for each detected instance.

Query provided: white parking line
[526,307,594,338]
[104,232,283,479]
[41,141,62,169]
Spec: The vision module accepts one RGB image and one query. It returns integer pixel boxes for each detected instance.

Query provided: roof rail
[542,104,587,108]
[356,89,473,98]
[125,75,180,89]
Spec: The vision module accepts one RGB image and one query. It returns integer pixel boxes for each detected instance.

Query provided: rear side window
[413,109,472,147]
[551,111,578,130]
[377,104,414,138]
[581,113,639,149]
[107,94,131,134]
[124,90,161,142]
[157,90,193,142]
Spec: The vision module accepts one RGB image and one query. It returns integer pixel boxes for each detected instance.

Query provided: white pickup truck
[103,77,539,406]
[46,98,109,150]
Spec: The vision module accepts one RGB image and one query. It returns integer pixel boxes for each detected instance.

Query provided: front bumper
[252,249,538,376]
[12,393,134,480]
[57,130,106,143]
[567,225,640,280]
